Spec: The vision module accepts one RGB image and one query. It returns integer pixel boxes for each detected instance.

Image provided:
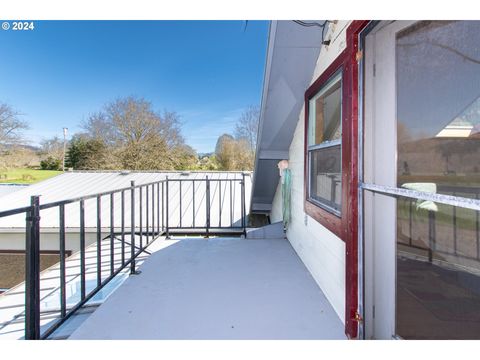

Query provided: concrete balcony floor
[69,236,346,340]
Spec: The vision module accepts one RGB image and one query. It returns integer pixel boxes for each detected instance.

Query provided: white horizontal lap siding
[270,21,352,324]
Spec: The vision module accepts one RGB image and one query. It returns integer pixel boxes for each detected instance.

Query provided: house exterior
[2,20,479,341]
[252,20,480,339]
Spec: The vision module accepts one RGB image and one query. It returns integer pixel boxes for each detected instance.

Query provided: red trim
[344,20,370,340]
[303,20,370,339]
[304,51,347,238]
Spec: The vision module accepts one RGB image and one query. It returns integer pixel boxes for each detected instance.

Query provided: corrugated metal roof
[0,184,28,197]
[0,171,252,230]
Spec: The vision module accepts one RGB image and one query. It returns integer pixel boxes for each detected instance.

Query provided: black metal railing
[0,174,247,340]
[398,185,480,263]
[164,174,247,238]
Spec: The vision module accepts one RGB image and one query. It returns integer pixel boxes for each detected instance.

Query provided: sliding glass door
[363,20,480,339]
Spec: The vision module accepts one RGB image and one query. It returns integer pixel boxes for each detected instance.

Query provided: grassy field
[0,168,62,184]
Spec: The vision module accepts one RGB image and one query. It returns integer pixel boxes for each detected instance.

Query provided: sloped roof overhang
[251,20,324,213]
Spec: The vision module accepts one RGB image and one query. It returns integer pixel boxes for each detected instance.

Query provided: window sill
[304,199,343,240]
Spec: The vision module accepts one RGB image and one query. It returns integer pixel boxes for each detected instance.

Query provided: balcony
[68,236,345,340]
[0,172,345,340]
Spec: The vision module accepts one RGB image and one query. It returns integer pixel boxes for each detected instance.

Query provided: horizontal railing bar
[398,241,479,262]
[0,206,31,218]
[361,182,480,211]
[39,180,168,211]
[39,177,240,211]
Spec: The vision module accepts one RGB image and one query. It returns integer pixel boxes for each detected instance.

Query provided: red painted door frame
[303,20,369,339]
[343,20,369,339]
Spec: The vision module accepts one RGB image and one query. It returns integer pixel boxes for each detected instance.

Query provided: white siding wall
[270,21,352,323]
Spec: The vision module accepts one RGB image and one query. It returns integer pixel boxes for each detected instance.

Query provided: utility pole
[62,127,68,171]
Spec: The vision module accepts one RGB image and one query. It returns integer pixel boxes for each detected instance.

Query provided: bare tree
[215,134,236,170]
[80,112,116,146]
[213,106,259,171]
[0,146,39,169]
[80,96,192,170]
[0,103,29,148]
[215,134,254,171]
[234,105,260,155]
[40,136,64,161]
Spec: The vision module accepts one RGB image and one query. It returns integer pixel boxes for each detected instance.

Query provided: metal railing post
[179,181,182,228]
[408,199,413,247]
[79,200,86,300]
[428,210,436,263]
[146,185,149,245]
[206,176,210,238]
[139,186,143,249]
[230,180,233,227]
[219,180,222,228]
[165,176,170,239]
[130,181,136,274]
[59,204,66,319]
[110,193,115,275]
[25,195,41,340]
[452,192,457,255]
[121,190,125,266]
[241,173,247,236]
[157,182,160,235]
[192,180,196,228]
[477,193,480,260]
[152,183,155,239]
[96,195,102,287]
[162,181,165,232]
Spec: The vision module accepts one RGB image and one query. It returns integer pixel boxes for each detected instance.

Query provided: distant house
[251,20,480,339]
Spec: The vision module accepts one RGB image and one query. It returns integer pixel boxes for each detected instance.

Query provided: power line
[292,20,332,45]
[292,20,329,28]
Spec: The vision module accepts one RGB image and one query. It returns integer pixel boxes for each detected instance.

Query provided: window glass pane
[396,20,480,339]
[309,145,342,212]
[397,21,480,197]
[309,73,342,146]
[396,198,480,339]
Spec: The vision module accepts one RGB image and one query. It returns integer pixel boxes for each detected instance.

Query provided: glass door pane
[396,20,480,339]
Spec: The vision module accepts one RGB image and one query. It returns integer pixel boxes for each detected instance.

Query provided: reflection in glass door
[395,21,480,339]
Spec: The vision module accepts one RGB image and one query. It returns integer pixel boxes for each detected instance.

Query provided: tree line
[0,97,259,172]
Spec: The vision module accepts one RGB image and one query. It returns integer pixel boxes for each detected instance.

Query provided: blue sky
[0,20,268,153]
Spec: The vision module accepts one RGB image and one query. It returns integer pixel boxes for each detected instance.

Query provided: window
[307,72,342,215]
[303,48,352,239]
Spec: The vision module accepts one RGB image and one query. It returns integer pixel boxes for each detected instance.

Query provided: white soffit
[251,20,324,213]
